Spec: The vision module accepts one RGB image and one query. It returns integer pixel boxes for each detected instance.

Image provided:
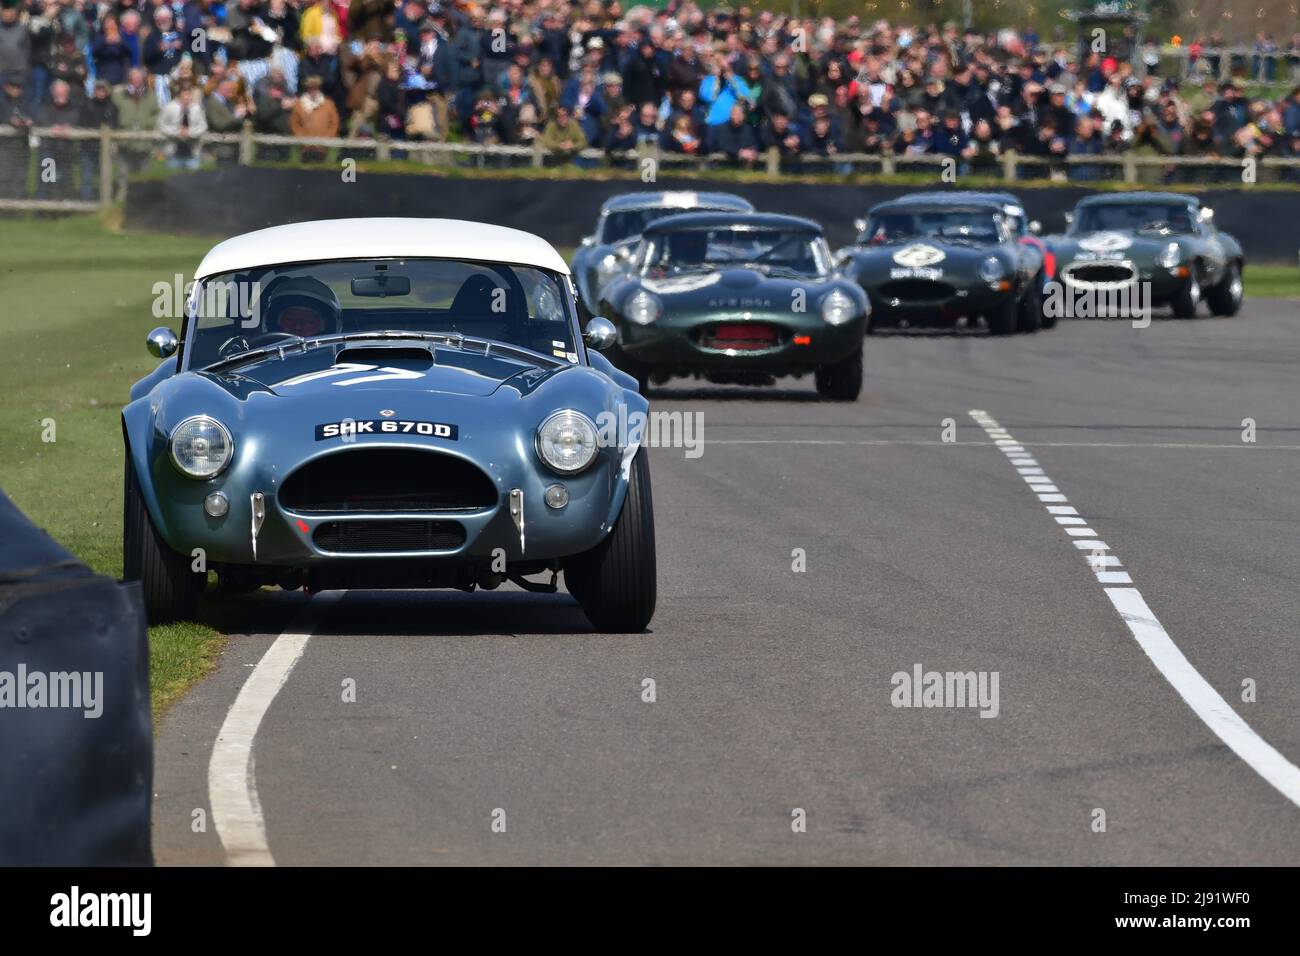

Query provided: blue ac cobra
[122,218,656,632]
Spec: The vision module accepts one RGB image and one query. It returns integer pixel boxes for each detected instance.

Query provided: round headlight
[979,256,1006,282]
[820,288,856,326]
[596,252,621,280]
[1158,242,1181,269]
[625,289,662,326]
[170,416,233,479]
[536,410,599,474]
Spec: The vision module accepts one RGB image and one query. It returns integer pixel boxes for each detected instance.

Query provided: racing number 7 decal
[274,364,425,388]
[332,367,424,386]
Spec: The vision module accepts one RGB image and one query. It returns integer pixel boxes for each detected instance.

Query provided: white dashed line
[208,591,344,865]
[969,410,1300,809]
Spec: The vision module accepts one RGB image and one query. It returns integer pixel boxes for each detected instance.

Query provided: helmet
[260,275,342,338]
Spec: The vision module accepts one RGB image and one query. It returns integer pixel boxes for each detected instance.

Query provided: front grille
[280,449,498,513]
[878,280,955,303]
[313,520,466,553]
[1066,263,1135,285]
[697,322,784,351]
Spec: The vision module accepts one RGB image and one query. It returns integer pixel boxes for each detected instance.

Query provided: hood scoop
[719,269,763,289]
[334,345,434,368]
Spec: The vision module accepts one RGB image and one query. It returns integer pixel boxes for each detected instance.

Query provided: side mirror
[147,327,179,358]
[580,236,595,247]
[1029,220,1042,235]
[582,316,617,351]
[1199,207,1214,222]
[1063,212,1074,226]
[853,218,867,234]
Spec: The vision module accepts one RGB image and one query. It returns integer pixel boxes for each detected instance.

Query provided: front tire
[815,344,863,401]
[1206,262,1243,317]
[564,447,656,633]
[123,455,205,624]
[1171,271,1201,318]
[1015,284,1042,333]
[986,295,1017,336]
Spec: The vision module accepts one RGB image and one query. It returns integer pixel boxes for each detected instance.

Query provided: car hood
[640,267,830,297]
[1051,231,1182,260]
[843,239,1006,279]
[201,342,565,400]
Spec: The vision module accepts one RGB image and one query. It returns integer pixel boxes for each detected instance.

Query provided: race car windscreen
[640,227,828,276]
[860,209,1005,245]
[1072,203,1196,234]
[600,207,723,245]
[186,258,575,368]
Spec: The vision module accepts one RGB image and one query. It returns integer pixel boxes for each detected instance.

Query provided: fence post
[1002,150,1017,182]
[1122,152,1137,184]
[376,137,391,162]
[880,152,894,176]
[532,138,544,168]
[765,146,779,176]
[238,121,253,165]
[99,125,112,209]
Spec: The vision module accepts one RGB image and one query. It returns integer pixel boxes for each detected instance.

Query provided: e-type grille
[1066,263,1136,285]
[313,520,466,553]
[697,322,784,351]
[280,449,498,513]
[878,279,955,303]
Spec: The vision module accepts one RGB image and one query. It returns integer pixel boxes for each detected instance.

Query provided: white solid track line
[208,591,344,865]
[969,410,1300,809]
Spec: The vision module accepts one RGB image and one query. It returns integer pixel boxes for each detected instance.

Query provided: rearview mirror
[147,327,178,358]
[351,274,411,297]
[583,316,617,351]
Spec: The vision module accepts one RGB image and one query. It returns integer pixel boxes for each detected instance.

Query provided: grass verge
[0,212,226,719]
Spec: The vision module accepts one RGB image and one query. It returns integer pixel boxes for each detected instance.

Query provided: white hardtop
[193,217,570,279]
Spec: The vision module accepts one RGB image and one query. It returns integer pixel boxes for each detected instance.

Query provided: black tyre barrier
[126,166,1300,263]
[0,491,152,865]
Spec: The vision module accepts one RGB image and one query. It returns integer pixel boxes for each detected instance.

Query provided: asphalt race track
[153,299,1300,866]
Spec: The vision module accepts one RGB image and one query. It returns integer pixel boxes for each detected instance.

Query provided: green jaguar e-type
[595,212,871,400]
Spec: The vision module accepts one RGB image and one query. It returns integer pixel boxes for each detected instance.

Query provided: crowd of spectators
[2,0,1300,197]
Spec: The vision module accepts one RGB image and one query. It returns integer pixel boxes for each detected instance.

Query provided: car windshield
[861,209,1005,245]
[600,207,729,245]
[1074,203,1195,234]
[186,258,575,369]
[640,227,827,276]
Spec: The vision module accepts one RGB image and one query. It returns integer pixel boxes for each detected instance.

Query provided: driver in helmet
[260,275,343,338]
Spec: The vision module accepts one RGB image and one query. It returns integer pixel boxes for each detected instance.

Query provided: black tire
[985,295,1017,336]
[1206,261,1243,317]
[1038,275,1058,329]
[123,455,204,624]
[564,447,657,633]
[1170,270,1201,318]
[814,344,863,401]
[1015,284,1042,333]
